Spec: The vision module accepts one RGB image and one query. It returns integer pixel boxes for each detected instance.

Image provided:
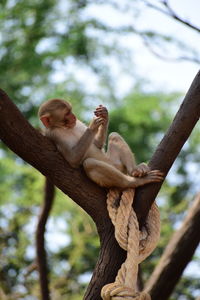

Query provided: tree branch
[134,70,200,225]
[145,192,200,300]
[36,177,55,300]
[142,0,200,33]
[141,35,200,64]
[0,88,107,225]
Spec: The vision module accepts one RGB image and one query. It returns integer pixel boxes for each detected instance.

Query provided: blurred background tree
[0,0,200,299]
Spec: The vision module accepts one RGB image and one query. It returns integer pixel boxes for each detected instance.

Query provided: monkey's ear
[40,115,50,128]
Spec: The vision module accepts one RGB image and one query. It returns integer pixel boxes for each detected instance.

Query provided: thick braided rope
[101,188,160,300]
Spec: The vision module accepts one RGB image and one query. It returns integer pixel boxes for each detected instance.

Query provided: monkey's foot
[133,170,164,187]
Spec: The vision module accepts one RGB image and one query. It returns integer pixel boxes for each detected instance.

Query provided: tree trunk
[0,71,200,299]
[145,193,200,300]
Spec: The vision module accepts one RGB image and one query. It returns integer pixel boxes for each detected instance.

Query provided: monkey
[38,99,163,189]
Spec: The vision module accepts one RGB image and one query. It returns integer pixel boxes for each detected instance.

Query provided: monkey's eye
[64,113,70,119]
[65,109,71,117]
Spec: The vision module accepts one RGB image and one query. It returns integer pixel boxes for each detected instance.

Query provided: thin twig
[142,35,200,64]
[36,177,55,300]
[142,0,200,33]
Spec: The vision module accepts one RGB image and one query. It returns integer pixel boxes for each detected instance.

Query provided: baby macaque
[38,99,163,189]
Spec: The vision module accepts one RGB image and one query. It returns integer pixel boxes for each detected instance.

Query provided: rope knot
[101,188,160,300]
[101,283,151,300]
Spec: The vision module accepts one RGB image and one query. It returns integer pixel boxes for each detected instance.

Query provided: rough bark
[134,70,200,226]
[145,193,200,300]
[0,70,200,299]
[36,177,55,300]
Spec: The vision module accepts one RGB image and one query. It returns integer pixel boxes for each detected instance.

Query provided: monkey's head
[38,99,77,129]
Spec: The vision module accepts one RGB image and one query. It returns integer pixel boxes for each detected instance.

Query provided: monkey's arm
[94,122,109,149]
[51,128,96,168]
[51,117,104,168]
[94,105,109,149]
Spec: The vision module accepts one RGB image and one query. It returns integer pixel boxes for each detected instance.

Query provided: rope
[101,188,160,300]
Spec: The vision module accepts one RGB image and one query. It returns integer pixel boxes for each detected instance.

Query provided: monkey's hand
[94,105,108,124]
[89,117,105,133]
[132,163,150,178]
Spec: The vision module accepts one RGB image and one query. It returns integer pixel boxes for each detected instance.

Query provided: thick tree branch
[145,192,200,300]
[134,70,200,225]
[0,88,107,225]
[36,177,55,300]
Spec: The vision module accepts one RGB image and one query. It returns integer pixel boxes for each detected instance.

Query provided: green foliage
[52,204,99,298]
[0,156,44,206]
[170,277,200,300]
[0,156,43,296]
[109,89,178,162]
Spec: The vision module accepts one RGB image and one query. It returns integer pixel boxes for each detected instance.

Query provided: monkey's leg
[83,158,134,188]
[83,158,163,189]
[107,132,136,175]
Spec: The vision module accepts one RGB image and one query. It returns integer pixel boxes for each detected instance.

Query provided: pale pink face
[62,105,77,128]
[50,103,77,128]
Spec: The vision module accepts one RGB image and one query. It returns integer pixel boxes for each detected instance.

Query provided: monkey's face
[62,107,77,128]
[50,105,76,129]
[39,99,77,129]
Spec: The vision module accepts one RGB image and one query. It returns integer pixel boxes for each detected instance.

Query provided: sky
[134,0,200,92]
[47,0,200,106]
[84,0,200,95]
